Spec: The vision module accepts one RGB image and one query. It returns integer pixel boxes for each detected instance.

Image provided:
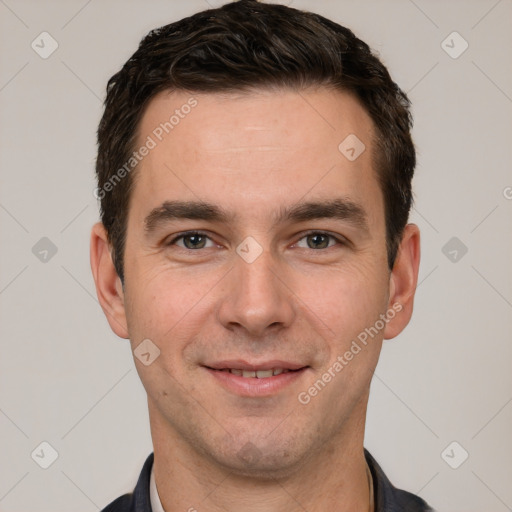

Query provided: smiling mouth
[203,363,310,397]
[207,367,305,378]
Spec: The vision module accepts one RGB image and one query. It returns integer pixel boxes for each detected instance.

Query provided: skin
[91,87,420,512]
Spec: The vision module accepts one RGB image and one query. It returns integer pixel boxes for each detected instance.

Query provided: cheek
[123,268,198,347]
[123,263,228,375]
[127,258,214,316]
[297,263,389,345]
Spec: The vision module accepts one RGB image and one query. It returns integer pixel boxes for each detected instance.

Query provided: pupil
[309,234,327,249]
[186,234,204,249]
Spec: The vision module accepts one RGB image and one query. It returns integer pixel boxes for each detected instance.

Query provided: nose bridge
[238,247,278,298]
[217,243,295,335]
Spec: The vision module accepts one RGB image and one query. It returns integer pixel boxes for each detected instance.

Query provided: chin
[204,432,312,480]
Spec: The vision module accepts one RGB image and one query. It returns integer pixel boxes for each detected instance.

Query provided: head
[91,0,420,478]
[96,0,415,283]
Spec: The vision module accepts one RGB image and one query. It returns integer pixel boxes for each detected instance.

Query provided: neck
[149,399,371,512]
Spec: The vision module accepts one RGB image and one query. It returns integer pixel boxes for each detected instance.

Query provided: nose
[216,247,296,338]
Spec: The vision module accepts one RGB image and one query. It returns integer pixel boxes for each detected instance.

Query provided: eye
[169,231,215,250]
[167,230,344,251]
[295,231,342,250]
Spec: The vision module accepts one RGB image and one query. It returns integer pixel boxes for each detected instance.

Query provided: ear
[90,222,129,339]
[383,223,421,340]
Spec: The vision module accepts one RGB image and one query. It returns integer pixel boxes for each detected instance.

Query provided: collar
[150,463,165,512]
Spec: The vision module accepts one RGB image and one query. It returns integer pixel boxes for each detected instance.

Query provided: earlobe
[90,222,129,339]
[383,224,421,340]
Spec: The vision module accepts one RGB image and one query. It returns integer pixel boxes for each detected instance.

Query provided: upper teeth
[226,368,288,378]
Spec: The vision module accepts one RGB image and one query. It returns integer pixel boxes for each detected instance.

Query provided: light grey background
[1,0,511,510]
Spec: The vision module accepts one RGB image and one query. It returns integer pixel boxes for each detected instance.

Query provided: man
[91,0,432,510]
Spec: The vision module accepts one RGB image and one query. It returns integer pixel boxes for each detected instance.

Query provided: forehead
[138,87,373,156]
[131,87,381,228]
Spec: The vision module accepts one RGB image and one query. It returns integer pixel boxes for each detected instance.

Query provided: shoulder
[101,493,133,512]
[364,449,435,511]
[387,488,434,512]
[100,453,154,512]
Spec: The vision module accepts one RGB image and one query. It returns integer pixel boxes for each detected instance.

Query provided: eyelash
[167,230,345,250]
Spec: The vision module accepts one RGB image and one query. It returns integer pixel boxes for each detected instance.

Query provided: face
[92,87,419,478]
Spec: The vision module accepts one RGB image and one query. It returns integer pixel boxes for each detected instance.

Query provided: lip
[204,360,306,371]
[203,360,310,397]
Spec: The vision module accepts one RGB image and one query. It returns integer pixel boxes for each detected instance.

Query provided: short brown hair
[96,0,415,283]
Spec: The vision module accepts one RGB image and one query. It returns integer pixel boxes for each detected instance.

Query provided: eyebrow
[144,198,369,233]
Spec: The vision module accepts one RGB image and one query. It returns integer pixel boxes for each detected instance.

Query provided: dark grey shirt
[102,450,434,511]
